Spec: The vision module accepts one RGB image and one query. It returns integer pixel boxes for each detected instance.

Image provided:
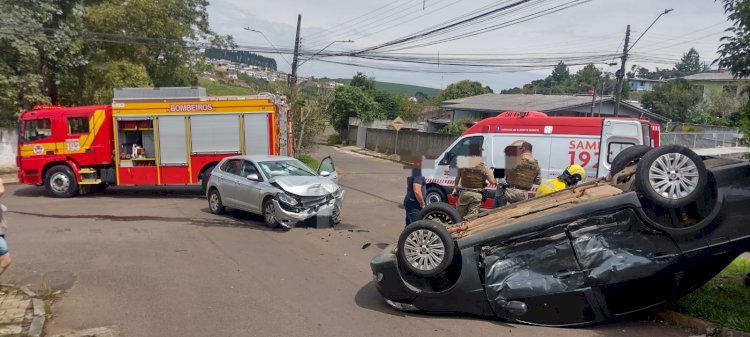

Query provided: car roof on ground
[223,155,297,162]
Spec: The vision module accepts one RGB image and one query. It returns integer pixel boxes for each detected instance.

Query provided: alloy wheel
[648,152,700,200]
[402,229,445,272]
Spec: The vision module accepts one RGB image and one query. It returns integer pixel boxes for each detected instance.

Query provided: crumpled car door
[482,224,602,326]
[567,208,682,315]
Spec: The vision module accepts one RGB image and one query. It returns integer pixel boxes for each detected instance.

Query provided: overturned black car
[371,145,750,326]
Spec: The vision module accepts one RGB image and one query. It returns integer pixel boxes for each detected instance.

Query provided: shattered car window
[259,160,315,178]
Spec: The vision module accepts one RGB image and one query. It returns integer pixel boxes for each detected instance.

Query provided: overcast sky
[206,0,731,91]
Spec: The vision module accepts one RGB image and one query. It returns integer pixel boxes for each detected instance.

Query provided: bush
[296,153,320,171]
[327,134,342,145]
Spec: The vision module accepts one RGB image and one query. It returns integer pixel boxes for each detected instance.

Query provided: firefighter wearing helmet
[535,164,587,197]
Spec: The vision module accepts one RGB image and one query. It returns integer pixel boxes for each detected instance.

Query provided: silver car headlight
[277,192,299,207]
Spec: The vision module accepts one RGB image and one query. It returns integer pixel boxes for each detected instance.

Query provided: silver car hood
[271,176,338,197]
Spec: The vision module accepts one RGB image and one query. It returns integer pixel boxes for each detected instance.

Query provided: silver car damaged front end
[273,189,345,228]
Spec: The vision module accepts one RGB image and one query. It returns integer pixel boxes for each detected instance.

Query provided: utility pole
[614,25,630,117]
[590,77,599,117]
[289,14,302,88]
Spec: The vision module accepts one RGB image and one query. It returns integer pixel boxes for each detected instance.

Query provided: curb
[650,308,750,337]
[339,146,412,166]
[0,284,48,337]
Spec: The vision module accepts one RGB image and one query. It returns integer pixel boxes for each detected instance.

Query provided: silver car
[206,155,345,229]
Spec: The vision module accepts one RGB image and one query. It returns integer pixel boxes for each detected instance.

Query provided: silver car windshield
[258,160,315,178]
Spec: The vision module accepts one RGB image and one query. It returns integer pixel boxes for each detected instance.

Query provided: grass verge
[198,78,254,96]
[297,153,320,172]
[667,257,750,332]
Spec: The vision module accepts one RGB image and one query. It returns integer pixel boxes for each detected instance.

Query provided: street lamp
[243,27,292,68]
[614,9,673,116]
[297,40,354,68]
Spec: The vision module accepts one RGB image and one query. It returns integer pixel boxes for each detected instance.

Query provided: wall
[0,128,18,173]
[364,128,457,159]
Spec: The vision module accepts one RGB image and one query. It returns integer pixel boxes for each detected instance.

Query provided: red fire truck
[17,87,278,197]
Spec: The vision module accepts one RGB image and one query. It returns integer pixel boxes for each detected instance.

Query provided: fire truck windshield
[22,118,52,142]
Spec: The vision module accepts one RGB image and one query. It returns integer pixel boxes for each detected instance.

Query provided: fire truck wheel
[635,145,707,208]
[262,199,279,228]
[200,164,216,195]
[44,165,78,198]
[208,188,225,215]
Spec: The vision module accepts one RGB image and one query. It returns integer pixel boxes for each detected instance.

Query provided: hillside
[198,78,254,96]
[332,79,440,97]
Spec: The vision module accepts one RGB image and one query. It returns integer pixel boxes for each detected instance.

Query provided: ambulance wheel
[44,165,78,198]
[425,186,447,205]
[419,202,463,225]
[610,145,651,177]
[398,220,455,277]
[208,188,225,215]
[635,145,707,208]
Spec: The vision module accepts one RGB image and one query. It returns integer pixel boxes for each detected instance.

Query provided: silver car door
[236,160,264,213]
[220,159,242,208]
[317,156,338,184]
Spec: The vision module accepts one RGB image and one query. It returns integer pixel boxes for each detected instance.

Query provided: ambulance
[423,111,660,207]
[17,87,279,197]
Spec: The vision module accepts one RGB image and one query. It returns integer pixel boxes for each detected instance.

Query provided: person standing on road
[504,141,541,203]
[404,158,426,226]
[452,145,497,218]
[0,178,11,276]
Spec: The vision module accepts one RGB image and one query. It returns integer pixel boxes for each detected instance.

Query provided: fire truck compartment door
[190,115,241,154]
[243,113,270,155]
[597,120,642,178]
[158,116,188,165]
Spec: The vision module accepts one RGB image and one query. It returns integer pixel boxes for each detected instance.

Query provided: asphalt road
[1,145,695,336]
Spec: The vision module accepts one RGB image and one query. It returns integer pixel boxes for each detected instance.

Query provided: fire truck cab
[423,111,661,207]
[17,87,278,197]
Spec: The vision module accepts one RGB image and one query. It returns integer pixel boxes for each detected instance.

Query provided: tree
[293,88,334,152]
[550,61,571,84]
[437,80,493,102]
[350,72,376,92]
[641,79,702,122]
[717,0,750,142]
[575,64,602,89]
[674,48,709,76]
[330,85,379,136]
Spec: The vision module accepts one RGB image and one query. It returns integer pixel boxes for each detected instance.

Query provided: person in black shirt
[404,157,426,226]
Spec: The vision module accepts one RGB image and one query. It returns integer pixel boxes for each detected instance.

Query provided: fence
[353,127,457,159]
[660,132,743,148]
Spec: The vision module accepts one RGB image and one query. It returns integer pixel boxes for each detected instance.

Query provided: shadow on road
[354,281,514,327]
[13,185,204,199]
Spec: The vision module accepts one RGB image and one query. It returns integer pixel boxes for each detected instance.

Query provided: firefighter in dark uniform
[451,145,497,217]
[504,141,541,203]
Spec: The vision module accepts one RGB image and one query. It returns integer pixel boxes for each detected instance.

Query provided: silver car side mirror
[319,170,331,177]
[246,173,259,181]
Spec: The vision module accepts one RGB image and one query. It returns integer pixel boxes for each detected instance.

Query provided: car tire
[397,220,455,278]
[610,145,651,177]
[208,188,225,215]
[262,198,279,228]
[635,145,707,208]
[44,165,78,198]
[418,202,463,225]
[425,186,447,205]
[201,164,216,196]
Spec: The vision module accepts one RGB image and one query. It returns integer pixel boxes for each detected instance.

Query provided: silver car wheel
[209,192,220,212]
[648,152,700,200]
[264,202,277,225]
[50,172,71,193]
[403,229,445,272]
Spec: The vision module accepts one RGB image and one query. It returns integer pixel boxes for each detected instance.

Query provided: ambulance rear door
[597,119,644,178]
